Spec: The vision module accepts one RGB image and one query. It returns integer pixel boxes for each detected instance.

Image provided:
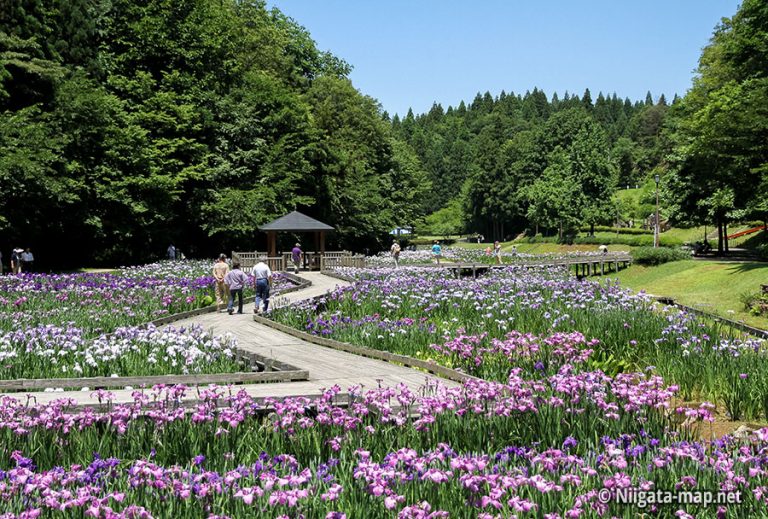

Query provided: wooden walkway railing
[518,252,633,277]
[231,252,284,272]
[233,251,358,272]
[320,254,366,270]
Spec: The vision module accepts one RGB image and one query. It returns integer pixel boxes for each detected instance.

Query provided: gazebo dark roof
[258,211,334,232]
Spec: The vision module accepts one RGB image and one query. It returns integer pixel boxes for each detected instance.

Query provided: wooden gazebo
[258,211,334,257]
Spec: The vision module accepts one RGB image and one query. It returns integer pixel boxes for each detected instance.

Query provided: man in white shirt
[252,260,272,314]
[21,248,34,272]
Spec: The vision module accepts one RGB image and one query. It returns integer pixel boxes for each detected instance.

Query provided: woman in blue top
[431,241,442,265]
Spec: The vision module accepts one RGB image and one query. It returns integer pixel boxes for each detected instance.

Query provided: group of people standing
[166,244,185,261]
[211,254,273,315]
[1,248,34,275]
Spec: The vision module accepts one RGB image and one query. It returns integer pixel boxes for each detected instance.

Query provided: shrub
[524,234,557,243]
[631,246,690,266]
[741,289,768,316]
[409,238,456,246]
[524,234,682,247]
[579,226,653,235]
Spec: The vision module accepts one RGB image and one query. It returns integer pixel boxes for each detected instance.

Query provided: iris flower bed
[0,324,241,379]
[0,261,292,379]
[366,248,620,266]
[0,261,293,333]
[272,266,768,421]
[0,383,764,518]
[0,264,767,516]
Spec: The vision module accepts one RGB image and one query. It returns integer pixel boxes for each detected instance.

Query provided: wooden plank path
[23,272,459,408]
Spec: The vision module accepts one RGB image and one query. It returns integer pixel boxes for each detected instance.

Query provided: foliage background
[1,0,765,267]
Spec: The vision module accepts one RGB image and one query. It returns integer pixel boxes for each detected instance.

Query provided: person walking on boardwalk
[390,240,401,268]
[10,248,22,274]
[224,262,249,315]
[212,254,230,313]
[167,244,176,260]
[493,241,502,265]
[291,243,302,274]
[431,240,442,265]
[21,248,34,272]
[253,259,272,314]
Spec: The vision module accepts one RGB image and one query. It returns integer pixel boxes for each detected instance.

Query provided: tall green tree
[668,0,768,253]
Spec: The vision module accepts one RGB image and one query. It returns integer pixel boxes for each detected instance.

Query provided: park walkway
[27,272,458,408]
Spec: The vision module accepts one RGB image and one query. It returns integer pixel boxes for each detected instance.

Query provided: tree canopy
[666,0,768,252]
[1,0,764,265]
[0,0,424,266]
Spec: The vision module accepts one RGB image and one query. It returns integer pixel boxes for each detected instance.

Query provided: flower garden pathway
[27,272,458,408]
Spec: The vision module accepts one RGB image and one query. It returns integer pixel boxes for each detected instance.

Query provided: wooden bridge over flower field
[407,251,633,279]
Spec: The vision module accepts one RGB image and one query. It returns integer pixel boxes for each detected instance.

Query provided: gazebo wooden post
[319,231,326,252]
[267,231,277,257]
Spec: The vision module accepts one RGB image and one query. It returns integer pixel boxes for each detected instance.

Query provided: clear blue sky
[268,1,741,117]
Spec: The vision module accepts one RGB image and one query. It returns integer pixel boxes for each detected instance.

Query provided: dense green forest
[0,0,429,266]
[1,0,765,266]
[396,0,767,250]
[393,89,671,240]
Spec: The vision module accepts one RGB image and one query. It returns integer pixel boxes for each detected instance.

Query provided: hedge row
[631,246,690,266]
[579,226,654,235]
[524,234,683,247]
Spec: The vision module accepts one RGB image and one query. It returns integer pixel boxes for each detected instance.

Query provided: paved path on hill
[27,272,458,408]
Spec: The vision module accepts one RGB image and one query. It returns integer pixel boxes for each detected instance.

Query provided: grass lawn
[663,224,763,246]
[663,226,710,243]
[505,242,631,254]
[614,187,641,202]
[611,260,768,329]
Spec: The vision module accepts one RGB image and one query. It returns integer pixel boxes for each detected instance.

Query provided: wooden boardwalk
[406,252,633,279]
[25,272,458,407]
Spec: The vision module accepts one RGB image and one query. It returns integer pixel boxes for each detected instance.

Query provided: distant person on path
[511,245,517,257]
[253,260,272,314]
[167,244,176,260]
[224,262,249,315]
[390,240,401,268]
[431,241,442,265]
[485,246,491,256]
[21,248,34,272]
[10,248,22,274]
[291,243,302,274]
[493,241,502,265]
[599,244,608,255]
[212,254,230,313]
